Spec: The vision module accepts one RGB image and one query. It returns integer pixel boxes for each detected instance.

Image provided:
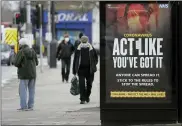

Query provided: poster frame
[100,1,178,110]
[177,1,182,123]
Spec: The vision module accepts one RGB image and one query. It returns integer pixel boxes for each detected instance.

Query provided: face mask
[65,38,69,42]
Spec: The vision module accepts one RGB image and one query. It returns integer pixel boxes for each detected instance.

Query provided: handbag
[70,76,80,96]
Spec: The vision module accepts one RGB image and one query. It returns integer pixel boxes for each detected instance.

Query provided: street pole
[25,1,33,48]
[40,25,43,73]
[48,1,51,34]
[26,1,31,24]
[49,1,57,68]
[0,1,2,88]
[39,4,43,73]
[51,1,55,40]
[20,1,25,38]
[17,25,20,51]
[47,1,52,65]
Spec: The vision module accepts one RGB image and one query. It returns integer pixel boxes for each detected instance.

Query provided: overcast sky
[2,1,19,11]
[9,1,19,11]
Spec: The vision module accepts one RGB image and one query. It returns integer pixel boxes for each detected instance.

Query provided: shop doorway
[56,29,84,45]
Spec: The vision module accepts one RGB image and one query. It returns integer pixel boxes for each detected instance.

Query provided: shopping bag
[70,76,80,96]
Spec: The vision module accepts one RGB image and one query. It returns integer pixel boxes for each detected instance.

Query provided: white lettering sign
[159,4,168,8]
[57,13,89,22]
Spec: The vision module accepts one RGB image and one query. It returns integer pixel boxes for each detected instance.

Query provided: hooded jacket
[14,45,39,79]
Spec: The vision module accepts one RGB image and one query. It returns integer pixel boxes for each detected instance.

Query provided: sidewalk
[2,61,100,125]
[2,58,181,126]
[1,57,48,88]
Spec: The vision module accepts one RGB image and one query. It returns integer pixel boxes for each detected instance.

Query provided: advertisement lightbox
[104,3,173,104]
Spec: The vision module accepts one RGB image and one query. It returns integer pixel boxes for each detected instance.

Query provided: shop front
[43,10,92,44]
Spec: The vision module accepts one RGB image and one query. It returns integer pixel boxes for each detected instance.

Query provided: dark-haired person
[56,33,74,83]
[74,32,83,51]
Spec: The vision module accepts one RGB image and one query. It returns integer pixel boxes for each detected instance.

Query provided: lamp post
[49,1,57,68]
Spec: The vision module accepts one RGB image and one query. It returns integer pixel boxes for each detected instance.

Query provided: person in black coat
[74,32,83,50]
[73,36,98,104]
[56,33,74,83]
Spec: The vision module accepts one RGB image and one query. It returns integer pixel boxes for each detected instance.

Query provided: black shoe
[65,77,69,83]
[62,76,65,82]
[65,78,68,83]
[28,107,34,111]
[17,108,28,111]
[80,101,85,104]
[86,98,90,103]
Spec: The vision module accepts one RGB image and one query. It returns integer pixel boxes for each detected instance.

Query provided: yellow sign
[110,91,166,98]
[5,28,18,45]
[4,28,18,53]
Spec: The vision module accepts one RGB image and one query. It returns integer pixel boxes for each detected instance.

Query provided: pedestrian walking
[56,33,74,83]
[14,38,38,111]
[73,36,98,104]
[74,32,83,50]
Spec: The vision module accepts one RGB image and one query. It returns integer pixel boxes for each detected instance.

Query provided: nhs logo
[159,4,169,8]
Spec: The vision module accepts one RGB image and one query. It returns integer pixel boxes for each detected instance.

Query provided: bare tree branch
[74,1,99,15]
[2,1,19,12]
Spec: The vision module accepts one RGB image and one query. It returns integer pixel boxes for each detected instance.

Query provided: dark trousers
[61,58,71,81]
[78,68,94,101]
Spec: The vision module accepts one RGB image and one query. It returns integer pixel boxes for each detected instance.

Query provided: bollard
[49,39,57,68]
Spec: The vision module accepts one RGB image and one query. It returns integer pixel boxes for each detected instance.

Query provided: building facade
[43,10,92,44]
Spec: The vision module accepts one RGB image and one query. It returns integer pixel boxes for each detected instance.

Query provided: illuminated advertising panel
[105,3,172,103]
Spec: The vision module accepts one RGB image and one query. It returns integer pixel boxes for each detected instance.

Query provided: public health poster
[105,3,172,103]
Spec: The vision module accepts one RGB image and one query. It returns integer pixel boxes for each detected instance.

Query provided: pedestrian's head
[64,33,70,43]
[19,38,28,49]
[79,32,83,39]
[80,36,89,43]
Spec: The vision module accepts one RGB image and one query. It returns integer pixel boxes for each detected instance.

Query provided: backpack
[70,76,80,96]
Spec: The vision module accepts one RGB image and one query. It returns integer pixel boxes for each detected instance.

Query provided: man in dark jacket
[73,36,98,104]
[14,38,38,111]
[56,33,74,83]
[74,32,83,50]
